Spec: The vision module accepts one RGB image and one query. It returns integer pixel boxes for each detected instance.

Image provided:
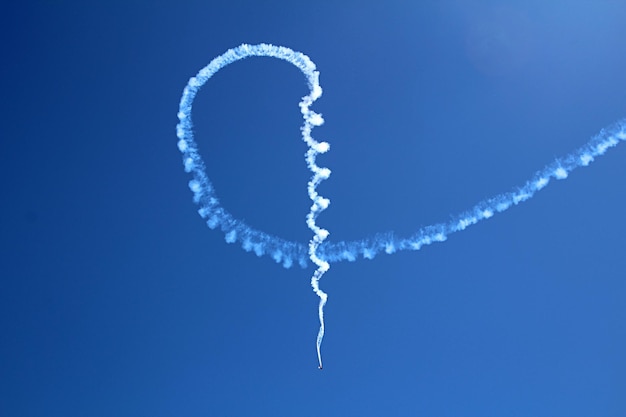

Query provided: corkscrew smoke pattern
[177,43,626,367]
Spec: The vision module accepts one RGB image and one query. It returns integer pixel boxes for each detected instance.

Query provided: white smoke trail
[176,43,331,368]
[177,43,626,367]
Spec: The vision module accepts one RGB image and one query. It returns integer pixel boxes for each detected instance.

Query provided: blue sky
[1,1,625,416]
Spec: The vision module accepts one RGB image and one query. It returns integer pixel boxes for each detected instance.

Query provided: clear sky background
[1,1,626,416]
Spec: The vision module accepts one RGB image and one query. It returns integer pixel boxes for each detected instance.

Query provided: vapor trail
[176,43,331,367]
[177,43,626,368]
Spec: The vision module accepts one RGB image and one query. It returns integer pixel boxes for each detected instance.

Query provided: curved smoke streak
[177,43,626,367]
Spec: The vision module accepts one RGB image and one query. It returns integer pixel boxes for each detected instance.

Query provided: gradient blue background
[1,1,625,416]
